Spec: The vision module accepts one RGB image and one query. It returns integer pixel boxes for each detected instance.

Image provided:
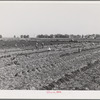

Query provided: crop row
[40,59,100,90]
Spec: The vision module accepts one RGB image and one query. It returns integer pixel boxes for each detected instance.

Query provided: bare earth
[0,39,100,90]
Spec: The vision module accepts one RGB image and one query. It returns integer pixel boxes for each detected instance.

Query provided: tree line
[36,34,100,39]
[0,34,100,39]
[36,34,69,38]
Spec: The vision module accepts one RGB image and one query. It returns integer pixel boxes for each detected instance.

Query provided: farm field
[0,38,100,90]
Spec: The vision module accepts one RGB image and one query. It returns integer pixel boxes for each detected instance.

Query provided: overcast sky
[0,1,100,37]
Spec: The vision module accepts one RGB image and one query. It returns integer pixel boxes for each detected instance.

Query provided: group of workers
[35,42,52,51]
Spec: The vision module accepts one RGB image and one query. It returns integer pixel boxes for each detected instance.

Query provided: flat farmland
[0,38,100,90]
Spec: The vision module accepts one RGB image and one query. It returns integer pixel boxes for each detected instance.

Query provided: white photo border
[0,1,100,99]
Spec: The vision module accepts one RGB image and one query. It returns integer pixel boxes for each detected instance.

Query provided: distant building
[85,34,96,39]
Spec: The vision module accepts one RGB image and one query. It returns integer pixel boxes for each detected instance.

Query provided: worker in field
[54,45,58,49]
[48,47,51,51]
[78,48,82,52]
[92,43,95,46]
[15,43,17,47]
[2,43,5,46]
[41,42,44,49]
[22,44,25,47]
[35,42,39,50]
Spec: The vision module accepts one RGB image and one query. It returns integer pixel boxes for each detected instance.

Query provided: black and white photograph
[0,1,100,94]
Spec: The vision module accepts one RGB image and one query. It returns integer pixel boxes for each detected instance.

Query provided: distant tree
[37,34,51,38]
[24,35,26,38]
[95,34,100,39]
[14,35,16,38]
[54,34,69,38]
[64,34,69,38]
[37,34,69,38]
[36,34,86,39]
[44,34,48,38]
[20,35,23,38]
[0,35,2,38]
[48,34,53,38]
[82,35,84,38]
[27,35,29,38]
[37,34,44,38]
[20,35,29,38]
[55,34,62,38]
